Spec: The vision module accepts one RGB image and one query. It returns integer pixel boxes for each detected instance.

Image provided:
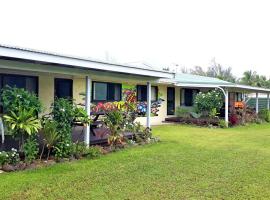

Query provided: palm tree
[240,70,257,86]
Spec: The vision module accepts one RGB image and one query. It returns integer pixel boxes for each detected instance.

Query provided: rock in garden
[2,164,15,172]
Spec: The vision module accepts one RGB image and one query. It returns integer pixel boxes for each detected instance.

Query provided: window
[235,92,242,101]
[0,74,38,113]
[137,85,158,101]
[180,88,199,106]
[0,74,38,93]
[55,78,73,99]
[167,87,175,115]
[151,86,158,101]
[92,82,121,101]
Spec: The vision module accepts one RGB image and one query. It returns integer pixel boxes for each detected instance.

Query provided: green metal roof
[173,73,234,86]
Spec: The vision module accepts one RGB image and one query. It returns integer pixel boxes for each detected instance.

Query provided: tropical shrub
[40,119,60,160]
[0,151,8,166]
[85,146,102,159]
[73,107,91,125]
[194,90,223,116]
[23,137,39,163]
[104,110,124,146]
[0,148,20,166]
[3,109,41,151]
[218,119,228,128]
[70,142,88,159]
[141,127,152,140]
[51,98,74,159]
[229,113,239,126]
[1,86,42,115]
[258,109,270,122]
[209,108,220,119]
[189,112,202,119]
[176,107,190,118]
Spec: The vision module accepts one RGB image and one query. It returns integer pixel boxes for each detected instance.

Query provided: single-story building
[1,44,270,146]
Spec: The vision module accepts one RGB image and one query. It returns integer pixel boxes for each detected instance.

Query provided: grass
[1,124,270,199]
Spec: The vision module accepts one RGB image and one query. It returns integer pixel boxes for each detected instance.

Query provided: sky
[0,0,270,77]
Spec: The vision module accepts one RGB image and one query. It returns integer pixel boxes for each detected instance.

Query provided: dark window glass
[0,74,38,93]
[181,88,199,106]
[107,83,121,101]
[55,78,73,99]
[137,85,158,101]
[3,75,26,89]
[167,87,175,115]
[137,85,147,101]
[93,82,121,101]
[184,89,193,106]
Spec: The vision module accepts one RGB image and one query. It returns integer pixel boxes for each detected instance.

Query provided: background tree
[240,70,270,88]
[187,58,236,82]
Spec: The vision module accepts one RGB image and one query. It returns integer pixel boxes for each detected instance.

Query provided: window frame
[92,81,122,102]
[136,85,158,102]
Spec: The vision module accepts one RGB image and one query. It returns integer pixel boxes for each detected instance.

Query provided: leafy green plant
[3,109,41,151]
[104,110,124,146]
[176,107,190,118]
[189,112,202,119]
[194,90,223,116]
[71,142,88,159]
[1,86,42,115]
[52,98,74,159]
[0,148,20,166]
[40,119,60,160]
[0,151,8,166]
[73,107,91,125]
[8,148,20,165]
[218,119,228,128]
[141,127,152,140]
[133,122,143,133]
[209,108,220,119]
[258,109,270,122]
[85,146,102,159]
[23,137,39,163]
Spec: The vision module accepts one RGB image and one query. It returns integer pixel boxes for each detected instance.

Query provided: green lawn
[1,124,270,199]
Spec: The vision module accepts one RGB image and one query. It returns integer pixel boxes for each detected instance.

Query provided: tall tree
[240,70,257,86]
[240,70,270,88]
[206,58,236,82]
[188,58,236,82]
[189,66,207,76]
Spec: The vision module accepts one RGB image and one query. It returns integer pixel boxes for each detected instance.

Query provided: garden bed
[0,137,159,173]
[165,117,220,126]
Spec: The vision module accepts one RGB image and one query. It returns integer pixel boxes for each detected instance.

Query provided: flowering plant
[194,89,223,115]
[0,148,20,166]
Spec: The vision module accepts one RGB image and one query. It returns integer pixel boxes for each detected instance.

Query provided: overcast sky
[0,0,270,77]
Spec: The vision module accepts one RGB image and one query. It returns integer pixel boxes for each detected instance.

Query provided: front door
[167,87,175,115]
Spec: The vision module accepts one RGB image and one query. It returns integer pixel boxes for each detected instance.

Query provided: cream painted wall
[39,75,54,114]
[73,77,85,107]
